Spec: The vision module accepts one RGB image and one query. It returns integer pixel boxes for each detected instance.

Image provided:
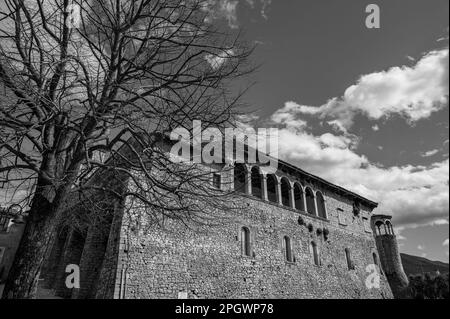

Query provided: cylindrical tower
[371,214,409,298]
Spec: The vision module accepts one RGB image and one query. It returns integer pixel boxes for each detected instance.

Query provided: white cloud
[205,49,235,70]
[260,0,272,20]
[291,48,449,129]
[421,149,440,157]
[271,101,308,130]
[244,0,272,19]
[262,47,449,229]
[432,219,450,226]
[266,100,449,229]
[319,133,354,149]
[202,0,239,28]
[203,0,273,28]
[417,244,425,251]
[237,113,260,123]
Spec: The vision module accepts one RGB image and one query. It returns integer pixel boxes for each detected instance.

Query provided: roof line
[275,158,378,208]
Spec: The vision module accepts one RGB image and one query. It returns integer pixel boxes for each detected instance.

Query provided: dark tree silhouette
[0,0,254,298]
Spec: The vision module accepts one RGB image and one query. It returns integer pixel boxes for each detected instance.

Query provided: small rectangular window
[345,248,355,270]
[338,208,347,226]
[310,241,321,266]
[212,173,221,190]
[284,236,294,263]
[241,227,252,257]
[363,217,371,233]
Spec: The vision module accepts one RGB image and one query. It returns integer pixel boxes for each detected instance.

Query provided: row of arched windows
[234,165,328,219]
[374,220,395,236]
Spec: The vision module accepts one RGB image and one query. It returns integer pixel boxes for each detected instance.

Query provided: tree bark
[1,188,58,299]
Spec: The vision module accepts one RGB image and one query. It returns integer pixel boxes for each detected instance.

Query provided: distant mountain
[401,253,449,276]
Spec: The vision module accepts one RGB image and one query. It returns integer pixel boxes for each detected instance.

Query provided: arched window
[386,221,394,235]
[310,241,320,266]
[267,175,278,203]
[305,187,316,215]
[375,221,384,235]
[345,248,354,270]
[284,236,293,262]
[294,183,305,211]
[280,178,291,207]
[316,191,327,219]
[234,164,247,194]
[241,227,252,257]
[251,167,262,198]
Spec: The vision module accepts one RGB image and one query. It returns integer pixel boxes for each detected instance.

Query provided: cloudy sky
[210,0,449,262]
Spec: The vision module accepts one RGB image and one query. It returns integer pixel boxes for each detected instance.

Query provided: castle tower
[371,214,409,298]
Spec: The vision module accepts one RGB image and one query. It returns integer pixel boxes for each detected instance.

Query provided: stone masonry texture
[39,145,399,299]
[117,175,393,299]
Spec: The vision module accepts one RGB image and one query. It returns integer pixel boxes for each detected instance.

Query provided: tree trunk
[1,188,58,299]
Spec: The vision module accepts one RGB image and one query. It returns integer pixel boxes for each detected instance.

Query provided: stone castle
[2,140,409,299]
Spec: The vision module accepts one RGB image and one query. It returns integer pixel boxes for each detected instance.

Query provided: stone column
[313,194,319,216]
[245,168,252,195]
[303,189,308,213]
[323,198,329,219]
[289,184,295,209]
[261,175,268,201]
[276,178,282,205]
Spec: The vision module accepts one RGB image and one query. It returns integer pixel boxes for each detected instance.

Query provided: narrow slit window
[373,252,379,267]
[345,248,354,270]
[310,241,320,266]
[284,236,294,262]
[241,227,252,257]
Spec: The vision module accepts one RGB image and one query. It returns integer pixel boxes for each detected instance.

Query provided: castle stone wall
[119,187,393,299]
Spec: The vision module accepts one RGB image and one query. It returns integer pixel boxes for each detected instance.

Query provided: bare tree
[0,0,253,298]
